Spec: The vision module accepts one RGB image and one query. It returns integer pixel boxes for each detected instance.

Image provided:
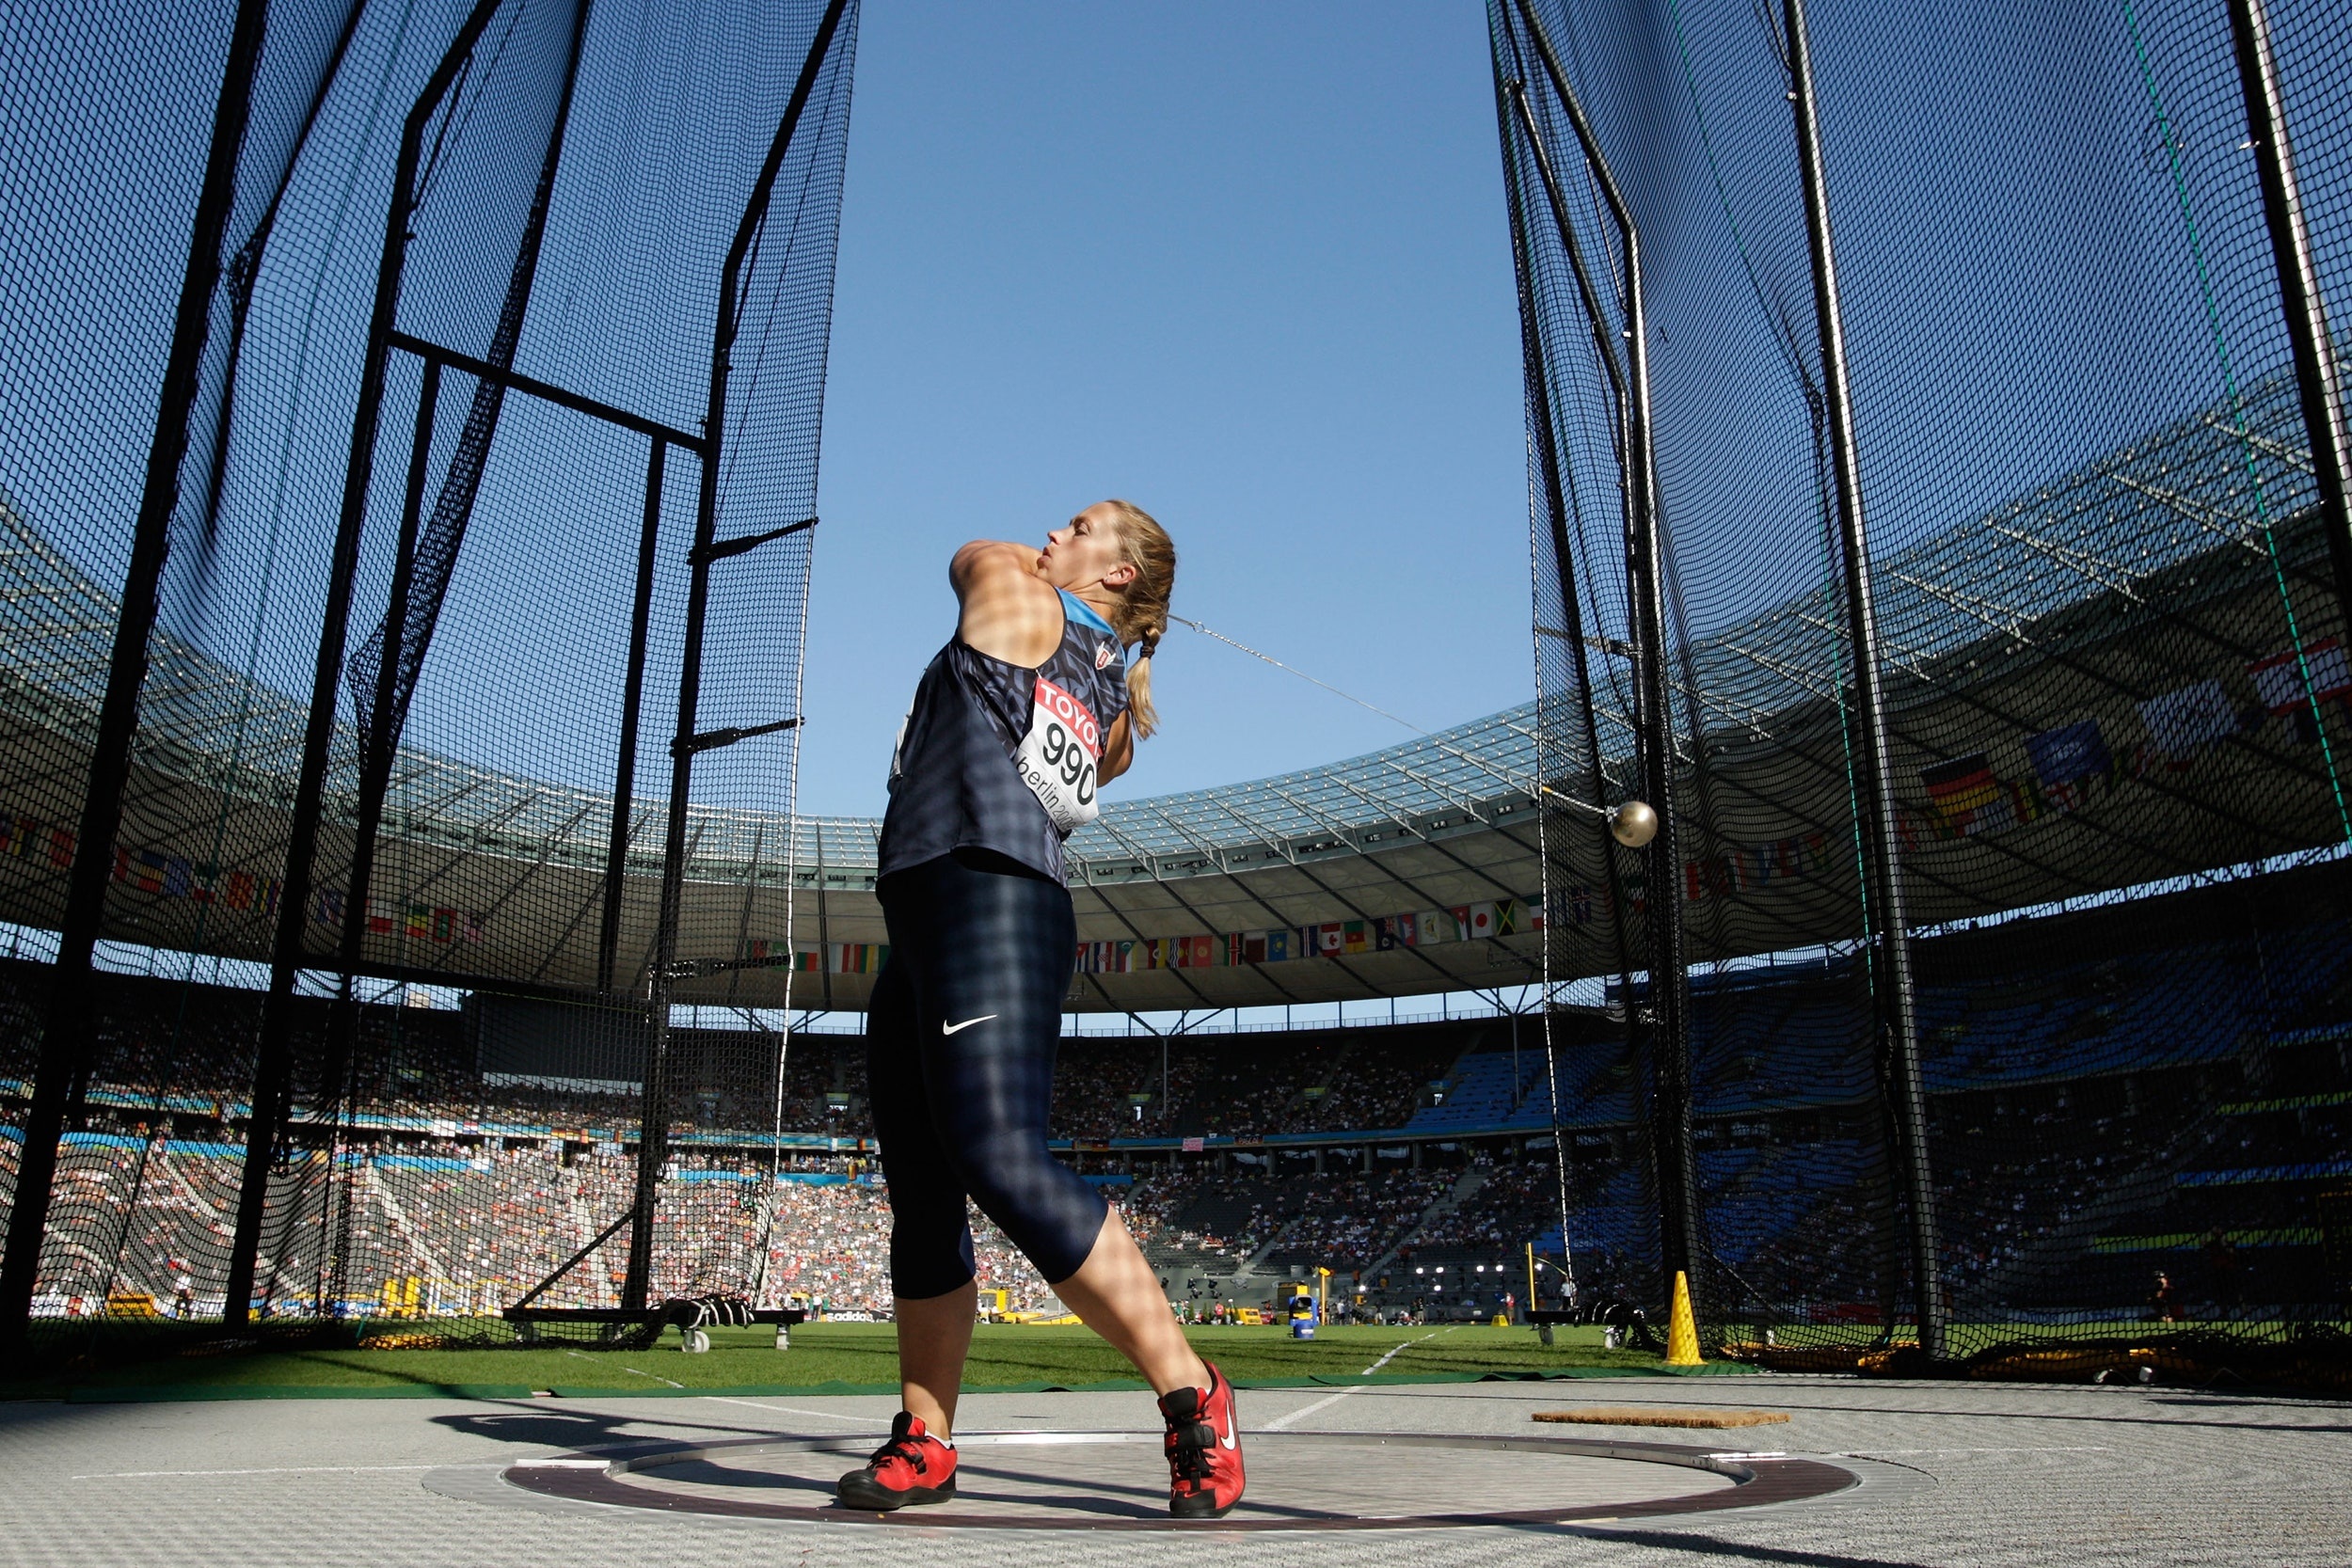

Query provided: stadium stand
[3,856,2345,1327]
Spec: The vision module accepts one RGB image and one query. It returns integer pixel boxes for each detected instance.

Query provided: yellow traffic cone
[1665,1270,1703,1367]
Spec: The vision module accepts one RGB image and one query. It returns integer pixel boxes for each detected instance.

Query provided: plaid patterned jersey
[879,591,1129,887]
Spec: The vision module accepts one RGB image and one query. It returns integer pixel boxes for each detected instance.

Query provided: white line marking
[559,1350,686,1390]
[1361,1327,1447,1376]
[74,1464,495,1480]
[962,1431,1156,1447]
[514,1458,616,1469]
[1261,1387,1362,1431]
[1259,1327,1452,1432]
[1825,1446,2113,1456]
[703,1398,890,1426]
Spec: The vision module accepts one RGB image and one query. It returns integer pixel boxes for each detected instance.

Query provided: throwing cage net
[1500,0,2352,1373]
[0,0,858,1348]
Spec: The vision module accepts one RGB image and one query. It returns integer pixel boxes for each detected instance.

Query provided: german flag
[1920,752,2007,836]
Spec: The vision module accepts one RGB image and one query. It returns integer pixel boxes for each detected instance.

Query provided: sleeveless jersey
[879,589,1129,886]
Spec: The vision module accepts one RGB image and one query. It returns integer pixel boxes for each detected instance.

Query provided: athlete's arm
[1099,712,1135,785]
[951,541,1063,667]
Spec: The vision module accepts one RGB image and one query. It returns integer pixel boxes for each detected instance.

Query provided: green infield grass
[1,1320,1754,1402]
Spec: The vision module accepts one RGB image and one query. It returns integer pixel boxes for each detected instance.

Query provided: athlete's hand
[1098,712,1135,785]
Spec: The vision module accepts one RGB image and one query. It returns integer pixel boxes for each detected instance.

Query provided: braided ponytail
[1101,499,1175,739]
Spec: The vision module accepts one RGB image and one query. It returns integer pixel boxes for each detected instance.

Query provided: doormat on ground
[1533,1407,1789,1429]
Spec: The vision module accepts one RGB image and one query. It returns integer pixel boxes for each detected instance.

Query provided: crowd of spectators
[1047,1039,1204,1139]
[1295,1037,1455,1132]
[3,1130,1068,1319]
[1260,1167,1454,1271]
[1414,1157,1557,1251]
[0,961,1484,1159]
[1118,1168,1277,1268]
[15,913,2341,1329]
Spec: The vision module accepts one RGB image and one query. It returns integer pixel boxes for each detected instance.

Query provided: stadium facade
[1,375,2343,1014]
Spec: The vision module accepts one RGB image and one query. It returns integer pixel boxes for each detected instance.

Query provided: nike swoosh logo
[941,1015,997,1036]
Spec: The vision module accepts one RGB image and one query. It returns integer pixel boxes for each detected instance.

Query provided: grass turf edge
[32,1363,1759,1403]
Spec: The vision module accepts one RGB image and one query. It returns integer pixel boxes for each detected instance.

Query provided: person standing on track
[836,499,1245,1519]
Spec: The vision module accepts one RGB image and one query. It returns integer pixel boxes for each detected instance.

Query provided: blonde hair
[1101,498,1175,738]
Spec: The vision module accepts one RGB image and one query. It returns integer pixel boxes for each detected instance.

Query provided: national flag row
[743,897,1561,979]
[1075,899,1549,974]
[744,940,885,974]
[4,805,291,919]
[312,889,485,944]
[1911,641,2352,844]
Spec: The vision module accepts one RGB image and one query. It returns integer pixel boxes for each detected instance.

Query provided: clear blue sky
[800,1,1535,817]
[8,0,2328,833]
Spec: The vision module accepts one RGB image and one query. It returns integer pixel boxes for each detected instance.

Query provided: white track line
[704,1397,891,1426]
[1260,1387,1361,1431]
[74,1464,494,1480]
[563,1348,684,1389]
[1827,1446,2113,1456]
[1362,1327,1447,1376]
[1259,1328,1451,1432]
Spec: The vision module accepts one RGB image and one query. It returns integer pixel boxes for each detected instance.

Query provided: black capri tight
[866,850,1108,1299]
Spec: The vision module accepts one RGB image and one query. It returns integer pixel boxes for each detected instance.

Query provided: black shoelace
[1166,1418,1216,1482]
[869,1429,931,1475]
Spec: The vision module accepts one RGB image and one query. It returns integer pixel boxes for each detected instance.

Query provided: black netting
[8,0,2350,1376]
[1,0,857,1344]
[1498,0,2352,1369]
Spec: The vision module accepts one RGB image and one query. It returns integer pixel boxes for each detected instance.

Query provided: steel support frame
[2226,0,2352,650]
[0,0,275,1345]
[598,440,666,993]
[310,360,440,1309]
[1782,0,1946,1360]
[623,0,850,1312]
[214,166,703,1321]
[1495,92,1626,1311]
[223,0,515,1326]
[1506,0,1703,1310]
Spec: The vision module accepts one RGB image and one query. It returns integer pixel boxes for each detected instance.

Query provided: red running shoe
[836,1412,958,1511]
[1158,1361,1245,1518]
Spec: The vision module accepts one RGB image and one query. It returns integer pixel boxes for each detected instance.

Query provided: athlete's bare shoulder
[951,540,1062,667]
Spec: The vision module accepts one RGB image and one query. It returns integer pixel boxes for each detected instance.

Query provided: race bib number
[1013,675,1102,832]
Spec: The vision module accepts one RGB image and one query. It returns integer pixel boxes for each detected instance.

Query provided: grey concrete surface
[2,1374,2346,1566]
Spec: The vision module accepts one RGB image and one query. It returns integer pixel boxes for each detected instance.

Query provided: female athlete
[836,499,1244,1518]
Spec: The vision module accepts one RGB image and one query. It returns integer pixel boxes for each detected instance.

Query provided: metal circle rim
[500,1426,1860,1531]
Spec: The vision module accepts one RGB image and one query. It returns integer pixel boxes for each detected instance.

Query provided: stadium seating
[2,880,2345,1321]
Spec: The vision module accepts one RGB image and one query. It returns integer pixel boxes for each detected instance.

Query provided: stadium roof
[0,375,2338,1009]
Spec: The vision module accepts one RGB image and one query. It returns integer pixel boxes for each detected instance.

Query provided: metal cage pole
[1510,0,1702,1310]
[622,0,850,1313]
[1500,78,1648,1000]
[1490,56,1640,1312]
[310,360,436,1313]
[2227,0,2352,645]
[223,0,510,1326]
[317,362,437,1103]
[1782,0,1947,1361]
[313,0,589,1193]
[0,0,274,1346]
[598,440,666,994]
